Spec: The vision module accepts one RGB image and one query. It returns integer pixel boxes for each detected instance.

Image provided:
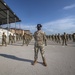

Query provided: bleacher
[0,0,21,44]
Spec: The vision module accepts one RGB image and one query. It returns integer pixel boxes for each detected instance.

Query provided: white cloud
[63,4,75,10]
[42,16,75,34]
[17,16,75,34]
[2,16,75,35]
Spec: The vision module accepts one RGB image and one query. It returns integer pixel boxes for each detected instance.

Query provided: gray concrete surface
[0,40,75,75]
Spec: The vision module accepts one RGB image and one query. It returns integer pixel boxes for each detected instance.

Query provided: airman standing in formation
[61,32,67,46]
[57,33,61,43]
[32,24,47,66]
[49,35,51,40]
[25,34,29,46]
[22,33,26,45]
[52,35,55,41]
[2,32,7,46]
[9,33,13,44]
[12,34,15,43]
[72,33,75,42]
[69,34,72,40]
[55,34,58,43]
[16,34,18,41]
[26,34,30,46]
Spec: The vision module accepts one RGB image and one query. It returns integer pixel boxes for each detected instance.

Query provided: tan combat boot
[43,58,47,66]
[32,59,37,65]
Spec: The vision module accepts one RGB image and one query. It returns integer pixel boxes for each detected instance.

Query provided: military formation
[1,30,75,47]
[46,32,75,46]
[1,32,33,46]
[22,33,32,46]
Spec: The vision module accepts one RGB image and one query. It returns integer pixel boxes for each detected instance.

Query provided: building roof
[0,0,21,25]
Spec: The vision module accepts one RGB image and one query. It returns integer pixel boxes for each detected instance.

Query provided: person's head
[3,32,5,34]
[36,24,42,30]
[64,32,66,34]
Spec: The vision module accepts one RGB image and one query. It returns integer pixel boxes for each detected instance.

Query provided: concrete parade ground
[0,39,75,75]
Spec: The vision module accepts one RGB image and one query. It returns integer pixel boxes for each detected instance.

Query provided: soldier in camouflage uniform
[12,34,15,43]
[16,34,18,41]
[69,34,72,40]
[2,32,7,46]
[55,34,58,43]
[66,34,69,41]
[27,34,32,46]
[49,35,51,40]
[8,33,13,44]
[26,34,29,46]
[26,34,30,46]
[52,34,55,41]
[72,33,75,42]
[22,33,26,45]
[62,32,67,46]
[57,33,61,43]
[32,24,47,66]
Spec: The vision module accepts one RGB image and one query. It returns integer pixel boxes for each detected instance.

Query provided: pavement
[0,40,75,75]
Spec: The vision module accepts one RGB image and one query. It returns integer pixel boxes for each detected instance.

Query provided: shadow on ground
[0,54,33,63]
[0,54,43,65]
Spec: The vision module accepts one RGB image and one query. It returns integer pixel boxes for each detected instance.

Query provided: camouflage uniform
[72,33,75,42]
[49,35,51,40]
[55,34,58,43]
[52,35,55,41]
[12,34,15,43]
[26,34,29,46]
[33,25,47,66]
[16,34,18,41]
[2,32,7,46]
[57,33,61,43]
[22,33,26,45]
[9,33,13,44]
[69,34,72,40]
[62,32,67,46]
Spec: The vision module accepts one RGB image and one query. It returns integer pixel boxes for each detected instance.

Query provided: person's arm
[43,32,47,46]
[34,32,36,41]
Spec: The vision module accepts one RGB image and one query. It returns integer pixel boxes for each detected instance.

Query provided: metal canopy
[0,0,21,25]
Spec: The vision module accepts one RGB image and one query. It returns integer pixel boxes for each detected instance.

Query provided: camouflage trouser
[25,39,29,46]
[9,39,13,44]
[23,39,26,45]
[62,39,67,45]
[2,39,7,46]
[34,44,45,61]
[12,38,15,43]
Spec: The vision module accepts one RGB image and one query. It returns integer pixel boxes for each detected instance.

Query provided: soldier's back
[34,30,46,46]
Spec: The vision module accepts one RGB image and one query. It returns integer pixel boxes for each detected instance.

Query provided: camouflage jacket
[34,30,47,46]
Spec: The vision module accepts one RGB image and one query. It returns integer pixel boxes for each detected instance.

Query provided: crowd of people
[46,32,75,46]
[1,32,33,46]
[1,31,75,47]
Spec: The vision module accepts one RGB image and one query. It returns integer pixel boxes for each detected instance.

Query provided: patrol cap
[37,24,42,28]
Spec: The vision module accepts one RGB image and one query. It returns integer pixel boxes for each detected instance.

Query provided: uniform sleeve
[43,32,47,41]
[34,32,36,40]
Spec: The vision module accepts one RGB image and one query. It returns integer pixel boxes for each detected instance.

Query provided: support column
[15,17,16,34]
[7,10,9,40]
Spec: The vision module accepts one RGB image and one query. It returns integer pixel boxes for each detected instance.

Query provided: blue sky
[4,0,75,34]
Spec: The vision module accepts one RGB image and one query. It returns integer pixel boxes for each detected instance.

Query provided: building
[9,28,31,35]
